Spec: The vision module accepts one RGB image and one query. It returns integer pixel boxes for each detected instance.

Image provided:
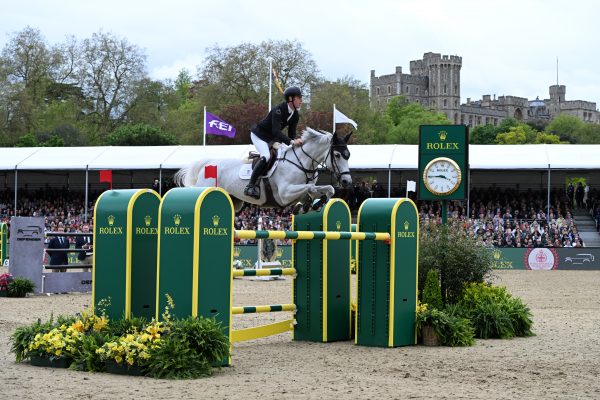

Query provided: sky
[2,0,600,107]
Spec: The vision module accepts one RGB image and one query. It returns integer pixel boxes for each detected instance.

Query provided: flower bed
[10,296,230,378]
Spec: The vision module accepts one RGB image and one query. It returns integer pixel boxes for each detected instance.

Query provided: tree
[495,126,528,144]
[534,132,561,144]
[0,26,52,138]
[106,123,177,146]
[470,124,497,144]
[575,124,600,144]
[199,40,319,107]
[385,96,450,144]
[78,31,147,141]
[307,76,370,132]
[545,114,584,143]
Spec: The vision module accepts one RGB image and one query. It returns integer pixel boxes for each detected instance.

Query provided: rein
[277,138,332,184]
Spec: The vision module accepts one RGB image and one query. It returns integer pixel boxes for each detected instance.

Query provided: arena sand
[1,269,599,400]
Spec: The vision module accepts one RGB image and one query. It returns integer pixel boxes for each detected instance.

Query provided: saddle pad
[238,145,286,180]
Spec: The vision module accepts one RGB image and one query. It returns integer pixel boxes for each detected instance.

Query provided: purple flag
[205,111,236,138]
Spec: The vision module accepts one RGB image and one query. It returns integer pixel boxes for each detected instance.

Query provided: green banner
[233,245,291,268]
[490,247,600,270]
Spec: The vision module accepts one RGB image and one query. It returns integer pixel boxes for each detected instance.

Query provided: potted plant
[0,272,12,297]
[7,276,35,297]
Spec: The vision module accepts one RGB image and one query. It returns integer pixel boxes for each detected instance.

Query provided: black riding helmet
[284,86,302,102]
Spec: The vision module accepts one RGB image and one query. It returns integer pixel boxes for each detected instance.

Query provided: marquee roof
[0,144,598,171]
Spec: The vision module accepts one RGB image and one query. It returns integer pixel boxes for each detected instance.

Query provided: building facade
[370,52,599,127]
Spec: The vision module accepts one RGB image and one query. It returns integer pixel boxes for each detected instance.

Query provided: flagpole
[203,106,206,146]
[333,103,336,132]
[268,59,273,110]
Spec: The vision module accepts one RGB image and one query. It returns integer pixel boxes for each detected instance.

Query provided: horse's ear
[344,131,353,143]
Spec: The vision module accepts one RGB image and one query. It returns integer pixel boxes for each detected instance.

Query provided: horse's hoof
[302,201,311,214]
[292,202,303,215]
[312,195,328,211]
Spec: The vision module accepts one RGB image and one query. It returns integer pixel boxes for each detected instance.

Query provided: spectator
[567,183,575,208]
[575,182,584,209]
[47,224,69,272]
[75,223,93,272]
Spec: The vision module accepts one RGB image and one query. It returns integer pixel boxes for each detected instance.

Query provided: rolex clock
[422,157,462,196]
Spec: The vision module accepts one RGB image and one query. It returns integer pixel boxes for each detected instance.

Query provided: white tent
[3,144,599,170]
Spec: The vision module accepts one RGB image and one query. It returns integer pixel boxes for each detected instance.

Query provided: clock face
[423,157,462,196]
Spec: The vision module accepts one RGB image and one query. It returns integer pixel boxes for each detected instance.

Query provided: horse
[174,127,352,214]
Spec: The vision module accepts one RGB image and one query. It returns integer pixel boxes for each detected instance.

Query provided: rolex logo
[144,215,152,226]
[493,249,502,260]
[108,215,115,226]
[173,214,182,226]
[404,221,409,231]
[336,220,342,231]
[438,130,448,141]
[212,215,220,227]
[233,246,241,257]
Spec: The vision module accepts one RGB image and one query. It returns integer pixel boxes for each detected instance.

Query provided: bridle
[278,135,350,186]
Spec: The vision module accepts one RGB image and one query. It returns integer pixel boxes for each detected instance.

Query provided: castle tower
[419,52,462,124]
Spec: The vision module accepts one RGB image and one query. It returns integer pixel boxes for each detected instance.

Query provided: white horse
[174,128,352,214]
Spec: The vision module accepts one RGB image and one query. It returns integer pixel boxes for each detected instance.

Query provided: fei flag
[205,111,236,138]
[334,108,358,129]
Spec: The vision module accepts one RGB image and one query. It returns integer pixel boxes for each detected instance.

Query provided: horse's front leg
[308,185,335,211]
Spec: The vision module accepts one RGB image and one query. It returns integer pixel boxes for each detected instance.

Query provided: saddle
[239,143,283,180]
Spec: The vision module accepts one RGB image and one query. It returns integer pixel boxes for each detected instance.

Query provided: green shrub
[7,277,35,297]
[416,305,475,347]
[460,283,534,339]
[10,319,54,362]
[419,220,494,304]
[70,331,112,372]
[144,316,230,379]
[422,269,443,310]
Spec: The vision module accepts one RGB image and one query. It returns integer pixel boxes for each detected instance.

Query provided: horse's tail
[174,159,210,187]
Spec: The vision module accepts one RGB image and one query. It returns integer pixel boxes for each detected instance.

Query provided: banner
[205,112,236,138]
[271,66,284,95]
[490,247,600,270]
[99,170,113,189]
[406,180,416,192]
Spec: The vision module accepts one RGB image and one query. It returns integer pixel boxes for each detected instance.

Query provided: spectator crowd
[2,183,600,250]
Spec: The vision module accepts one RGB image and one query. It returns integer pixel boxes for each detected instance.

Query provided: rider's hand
[293,138,302,146]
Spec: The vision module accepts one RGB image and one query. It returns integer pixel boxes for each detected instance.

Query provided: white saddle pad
[238,145,287,180]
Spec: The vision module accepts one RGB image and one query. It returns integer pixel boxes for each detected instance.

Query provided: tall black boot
[244,157,267,199]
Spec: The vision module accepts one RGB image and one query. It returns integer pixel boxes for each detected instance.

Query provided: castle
[370,52,599,127]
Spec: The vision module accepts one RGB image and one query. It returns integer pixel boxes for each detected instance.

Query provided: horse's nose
[341,176,352,188]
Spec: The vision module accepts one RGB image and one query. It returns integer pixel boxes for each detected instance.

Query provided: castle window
[416,87,419,94]
[454,85,457,94]
[455,100,458,108]
[406,85,410,93]
[376,87,380,95]
[443,99,447,107]
[444,85,447,94]
[387,85,391,95]
[477,116,482,125]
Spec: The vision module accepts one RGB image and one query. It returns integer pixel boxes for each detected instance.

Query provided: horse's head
[296,128,352,188]
[329,131,353,188]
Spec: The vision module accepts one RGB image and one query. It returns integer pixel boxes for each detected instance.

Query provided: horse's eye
[335,153,341,158]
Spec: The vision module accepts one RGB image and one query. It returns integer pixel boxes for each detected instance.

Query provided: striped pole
[232,304,296,315]
[235,230,390,242]
[233,268,296,277]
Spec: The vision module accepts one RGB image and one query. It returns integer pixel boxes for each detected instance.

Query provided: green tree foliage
[470,124,497,144]
[534,132,561,144]
[385,96,450,144]
[422,269,443,310]
[495,125,529,144]
[419,220,494,304]
[544,114,584,143]
[78,31,147,141]
[199,40,319,107]
[107,123,177,146]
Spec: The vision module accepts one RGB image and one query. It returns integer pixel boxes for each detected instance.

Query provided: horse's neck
[291,142,328,167]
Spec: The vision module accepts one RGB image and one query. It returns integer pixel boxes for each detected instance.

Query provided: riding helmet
[284,86,302,100]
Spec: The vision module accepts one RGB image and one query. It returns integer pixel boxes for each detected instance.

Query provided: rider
[244,86,304,199]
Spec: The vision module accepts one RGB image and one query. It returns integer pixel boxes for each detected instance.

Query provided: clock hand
[428,174,450,180]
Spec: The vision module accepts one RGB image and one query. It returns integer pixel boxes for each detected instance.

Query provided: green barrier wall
[93,189,160,320]
[0,222,7,265]
[356,198,419,347]
[293,198,351,342]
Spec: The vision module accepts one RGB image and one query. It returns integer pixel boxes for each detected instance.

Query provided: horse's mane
[300,127,332,144]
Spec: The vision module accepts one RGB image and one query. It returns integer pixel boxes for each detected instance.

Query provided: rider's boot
[244,157,267,199]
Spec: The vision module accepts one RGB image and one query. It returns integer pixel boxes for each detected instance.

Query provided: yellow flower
[93,316,108,331]
[115,355,122,364]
